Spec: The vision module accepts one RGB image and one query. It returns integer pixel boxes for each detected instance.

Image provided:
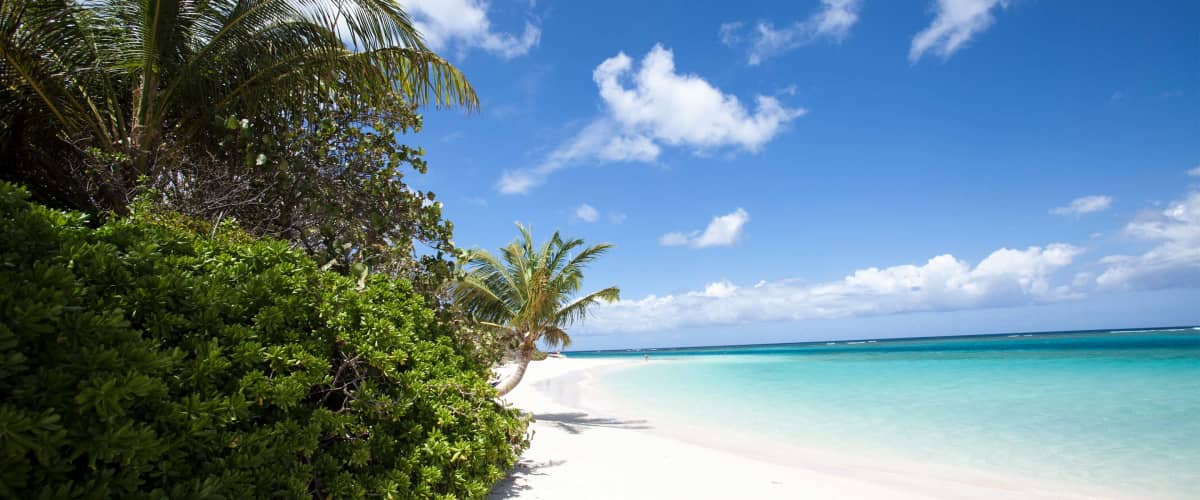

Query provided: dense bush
[0,183,527,498]
[149,91,459,297]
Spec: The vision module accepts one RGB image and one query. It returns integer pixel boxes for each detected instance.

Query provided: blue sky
[401,0,1200,350]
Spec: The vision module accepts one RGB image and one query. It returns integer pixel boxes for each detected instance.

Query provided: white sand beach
[488,357,1125,500]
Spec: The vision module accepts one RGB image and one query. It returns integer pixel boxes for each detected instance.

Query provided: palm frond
[541,326,571,351]
[554,286,620,327]
[546,241,611,304]
[0,0,121,143]
[1,0,478,170]
[456,223,620,355]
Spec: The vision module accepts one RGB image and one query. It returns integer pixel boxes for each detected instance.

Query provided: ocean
[568,327,1200,498]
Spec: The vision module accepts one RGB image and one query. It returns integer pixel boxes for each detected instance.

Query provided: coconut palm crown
[1,0,477,209]
[456,223,620,396]
[1,0,477,144]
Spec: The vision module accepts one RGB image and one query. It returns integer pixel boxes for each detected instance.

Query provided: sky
[400,0,1200,350]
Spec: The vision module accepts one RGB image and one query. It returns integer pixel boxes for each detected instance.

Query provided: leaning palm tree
[0,0,476,209]
[456,224,620,396]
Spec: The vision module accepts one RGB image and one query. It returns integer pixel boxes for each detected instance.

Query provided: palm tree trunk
[130,71,159,170]
[495,348,533,397]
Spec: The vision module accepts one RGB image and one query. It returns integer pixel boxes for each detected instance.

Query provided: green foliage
[0,183,527,498]
[1,0,474,308]
[150,84,458,298]
[457,223,621,350]
[1,0,476,212]
[456,223,620,395]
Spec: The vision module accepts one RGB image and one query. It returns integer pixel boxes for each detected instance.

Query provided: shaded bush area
[0,183,527,498]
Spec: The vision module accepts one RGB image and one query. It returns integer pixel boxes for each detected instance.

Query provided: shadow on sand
[487,411,652,498]
[533,411,652,434]
[486,458,567,499]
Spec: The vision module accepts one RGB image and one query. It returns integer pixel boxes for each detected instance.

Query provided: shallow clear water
[571,328,1200,498]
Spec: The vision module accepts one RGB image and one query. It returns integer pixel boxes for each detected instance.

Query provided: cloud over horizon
[573,189,1200,336]
[1096,191,1200,290]
[498,44,804,194]
[583,243,1083,333]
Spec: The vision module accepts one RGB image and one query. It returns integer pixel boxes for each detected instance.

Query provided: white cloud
[609,212,628,224]
[498,45,804,194]
[695,280,739,298]
[721,0,862,65]
[594,47,805,152]
[719,21,744,46]
[497,120,658,194]
[574,203,599,223]
[1096,191,1200,290]
[660,209,750,248]
[402,0,540,59]
[1050,195,1113,216]
[910,0,1008,62]
[659,232,691,246]
[600,134,662,162]
[497,170,541,195]
[1188,165,1200,176]
[583,243,1082,333]
[715,0,859,64]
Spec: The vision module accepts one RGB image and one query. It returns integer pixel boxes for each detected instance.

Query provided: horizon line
[563,324,1200,354]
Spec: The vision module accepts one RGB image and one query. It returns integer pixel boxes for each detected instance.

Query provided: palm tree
[0,0,476,209]
[456,224,620,396]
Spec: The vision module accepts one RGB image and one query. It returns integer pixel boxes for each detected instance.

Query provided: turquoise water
[570,328,1200,498]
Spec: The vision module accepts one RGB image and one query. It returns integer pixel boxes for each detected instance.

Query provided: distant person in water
[644,353,648,362]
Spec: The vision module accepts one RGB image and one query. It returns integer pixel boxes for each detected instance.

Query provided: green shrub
[0,182,527,499]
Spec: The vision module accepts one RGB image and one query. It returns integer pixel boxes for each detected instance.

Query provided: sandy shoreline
[488,357,1123,500]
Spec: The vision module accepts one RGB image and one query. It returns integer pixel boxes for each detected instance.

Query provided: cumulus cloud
[593,49,804,151]
[1050,195,1113,216]
[574,203,599,223]
[402,0,540,59]
[1096,191,1200,290]
[721,0,862,65]
[583,243,1083,333]
[498,45,804,194]
[696,280,739,298]
[660,209,751,248]
[1188,166,1200,176]
[910,0,1008,62]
